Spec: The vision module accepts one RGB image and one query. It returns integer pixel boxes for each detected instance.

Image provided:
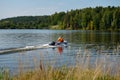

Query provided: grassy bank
[1,59,120,80]
[1,65,120,80]
[0,49,120,80]
[11,66,120,80]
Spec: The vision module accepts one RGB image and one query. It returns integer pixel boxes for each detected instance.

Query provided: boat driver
[57,36,64,43]
[49,36,64,46]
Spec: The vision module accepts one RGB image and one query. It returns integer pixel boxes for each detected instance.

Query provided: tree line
[0,6,120,30]
[0,16,50,29]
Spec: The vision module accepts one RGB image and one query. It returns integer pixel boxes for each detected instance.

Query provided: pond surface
[0,29,120,76]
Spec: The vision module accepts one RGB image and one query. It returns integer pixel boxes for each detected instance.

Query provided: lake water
[0,29,120,76]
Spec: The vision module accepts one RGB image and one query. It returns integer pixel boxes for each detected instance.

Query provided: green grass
[0,68,11,80]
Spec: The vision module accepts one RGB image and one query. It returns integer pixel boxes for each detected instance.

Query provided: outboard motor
[49,41,56,46]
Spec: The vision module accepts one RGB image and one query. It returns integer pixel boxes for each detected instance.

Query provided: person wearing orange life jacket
[49,36,64,46]
[57,36,64,43]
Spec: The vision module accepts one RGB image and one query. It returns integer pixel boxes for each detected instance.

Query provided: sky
[0,0,120,19]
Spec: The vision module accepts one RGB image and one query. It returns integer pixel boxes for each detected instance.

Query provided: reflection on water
[0,30,120,76]
[56,46,64,55]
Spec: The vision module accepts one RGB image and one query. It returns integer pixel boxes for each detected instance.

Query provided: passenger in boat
[57,36,64,43]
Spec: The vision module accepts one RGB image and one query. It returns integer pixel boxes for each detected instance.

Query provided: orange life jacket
[57,37,64,42]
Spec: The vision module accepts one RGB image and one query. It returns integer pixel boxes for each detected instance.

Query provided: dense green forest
[0,6,120,30]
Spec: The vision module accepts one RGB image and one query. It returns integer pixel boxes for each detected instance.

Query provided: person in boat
[49,36,64,46]
[57,36,64,43]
